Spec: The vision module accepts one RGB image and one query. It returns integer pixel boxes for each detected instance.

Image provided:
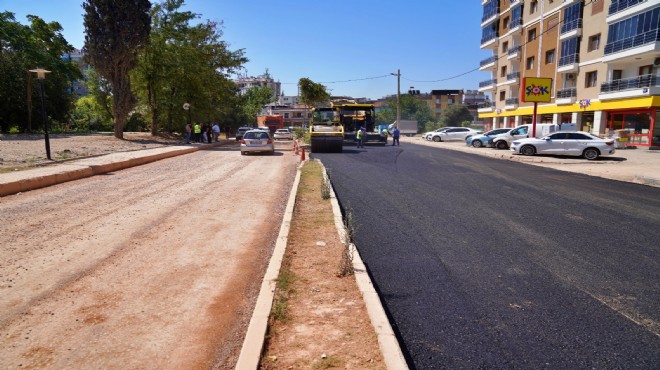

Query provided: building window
[588,34,600,52]
[605,8,660,55]
[612,70,622,80]
[530,0,538,14]
[545,49,555,64]
[526,56,535,70]
[585,71,598,88]
[499,91,506,101]
[501,65,508,78]
[435,108,441,113]
[435,98,440,104]
[284,113,290,118]
[448,98,454,104]
[503,16,510,29]
[502,41,509,53]
[639,65,653,76]
[528,28,537,42]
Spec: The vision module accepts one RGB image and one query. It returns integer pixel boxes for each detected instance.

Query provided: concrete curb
[321,161,409,370]
[234,161,303,369]
[0,146,200,197]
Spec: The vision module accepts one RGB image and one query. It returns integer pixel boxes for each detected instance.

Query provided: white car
[429,127,481,142]
[423,127,460,141]
[510,131,615,160]
[273,128,294,140]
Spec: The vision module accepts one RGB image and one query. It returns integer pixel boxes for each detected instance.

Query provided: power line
[274,0,599,87]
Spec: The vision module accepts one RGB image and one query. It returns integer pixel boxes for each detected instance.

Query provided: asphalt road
[312,142,660,369]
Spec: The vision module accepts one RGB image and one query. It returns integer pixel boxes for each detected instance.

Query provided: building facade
[234,71,282,99]
[478,0,660,147]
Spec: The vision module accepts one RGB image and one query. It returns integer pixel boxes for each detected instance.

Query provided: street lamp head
[29,68,51,80]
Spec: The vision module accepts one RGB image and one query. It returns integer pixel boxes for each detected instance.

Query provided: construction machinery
[337,103,386,145]
[310,107,343,153]
[257,115,284,135]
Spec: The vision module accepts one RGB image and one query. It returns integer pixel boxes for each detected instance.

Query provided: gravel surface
[0,137,298,369]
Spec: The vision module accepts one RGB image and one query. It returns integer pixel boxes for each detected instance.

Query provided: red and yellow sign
[521,77,553,103]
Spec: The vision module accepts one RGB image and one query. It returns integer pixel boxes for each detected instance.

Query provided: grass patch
[271,261,296,323]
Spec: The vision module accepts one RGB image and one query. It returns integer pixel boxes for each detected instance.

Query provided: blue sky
[4,0,486,100]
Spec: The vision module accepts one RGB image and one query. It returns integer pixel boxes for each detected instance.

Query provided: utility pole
[391,69,401,129]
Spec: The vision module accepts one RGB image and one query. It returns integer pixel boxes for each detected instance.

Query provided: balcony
[507,45,521,60]
[481,32,499,49]
[556,88,577,105]
[504,72,520,85]
[557,54,579,73]
[479,79,497,92]
[609,0,645,16]
[505,97,519,109]
[599,74,660,100]
[477,101,495,113]
[481,1,500,27]
[479,55,498,70]
[509,16,523,32]
[603,29,660,62]
[560,19,582,40]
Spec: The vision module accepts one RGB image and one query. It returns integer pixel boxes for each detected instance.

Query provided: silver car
[510,131,615,160]
[240,130,275,155]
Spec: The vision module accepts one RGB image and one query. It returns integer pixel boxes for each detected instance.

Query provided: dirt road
[0,143,298,369]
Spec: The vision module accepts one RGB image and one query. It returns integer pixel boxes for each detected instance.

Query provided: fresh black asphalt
[312,142,660,369]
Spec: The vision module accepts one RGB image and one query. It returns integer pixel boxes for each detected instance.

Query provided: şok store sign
[521,77,553,103]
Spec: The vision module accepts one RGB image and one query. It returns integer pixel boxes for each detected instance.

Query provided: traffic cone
[301,147,306,161]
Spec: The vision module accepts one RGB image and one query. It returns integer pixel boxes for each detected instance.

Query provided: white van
[491,123,576,149]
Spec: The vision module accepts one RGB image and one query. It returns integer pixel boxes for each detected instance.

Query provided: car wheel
[496,141,508,150]
[240,151,246,155]
[520,145,536,156]
[432,136,441,142]
[472,140,483,148]
[583,148,600,160]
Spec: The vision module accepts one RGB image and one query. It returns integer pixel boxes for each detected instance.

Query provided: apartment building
[234,71,281,98]
[478,0,660,147]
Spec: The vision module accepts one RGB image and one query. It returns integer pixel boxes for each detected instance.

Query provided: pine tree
[83,0,151,139]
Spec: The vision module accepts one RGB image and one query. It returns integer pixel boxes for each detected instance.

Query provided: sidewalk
[403,136,660,188]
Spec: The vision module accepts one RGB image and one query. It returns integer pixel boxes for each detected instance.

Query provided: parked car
[273,128,294,140]
[466,128,513,148]
[235,127,252,141]
[510,131,615,160]
[423,127,459,141]
[240,130,275,155]
[429,127,481,142]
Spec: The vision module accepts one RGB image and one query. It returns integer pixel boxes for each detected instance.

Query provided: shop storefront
[607,108,658,147]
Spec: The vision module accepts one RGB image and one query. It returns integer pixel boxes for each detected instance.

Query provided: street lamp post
[391,70,401,129]
[29,68,51,160]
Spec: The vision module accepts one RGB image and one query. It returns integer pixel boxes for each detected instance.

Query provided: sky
[3,0,488,100]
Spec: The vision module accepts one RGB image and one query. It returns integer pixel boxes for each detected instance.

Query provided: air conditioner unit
[566,74,575,80]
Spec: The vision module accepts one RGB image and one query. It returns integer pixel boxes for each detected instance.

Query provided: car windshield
[276,129,288,133]
[244,131,270,139]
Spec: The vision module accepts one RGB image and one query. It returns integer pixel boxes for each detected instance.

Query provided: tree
[132,0,247,135]
[83,0,151,139]
[298,78,329,127]
[438,105,474,128]
[243,85,275,124]
[0,12,81,133]
[298,78,330,108]
[375,94,434,132]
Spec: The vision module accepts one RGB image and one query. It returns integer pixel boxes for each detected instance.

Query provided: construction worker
[356,127,364,148]
[193,122,201,143]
